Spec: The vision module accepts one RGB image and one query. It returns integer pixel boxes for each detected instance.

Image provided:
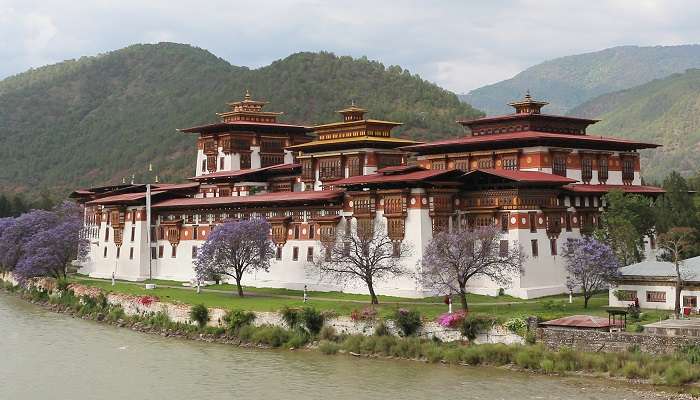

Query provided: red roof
[563,184,665,194]
[458,113,598,126]
[401,131,660,153]
[179,121,311,133]
[86,191,167,205]
[332,169,461,186]
[463,169,578,184]
[151,182,201,191]
[540,315,621,329]
[375,165,424,174]
[191,163,300,181]
[152,190,344,209]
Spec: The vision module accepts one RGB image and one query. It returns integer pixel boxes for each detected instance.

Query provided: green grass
[70,275,672,322]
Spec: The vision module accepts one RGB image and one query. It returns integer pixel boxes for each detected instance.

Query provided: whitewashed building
[73,92,663,298]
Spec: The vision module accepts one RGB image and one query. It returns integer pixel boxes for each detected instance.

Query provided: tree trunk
[583,293,590,309]
[367,280,379,305]
[459,287,469,311]
[235,276,244,297]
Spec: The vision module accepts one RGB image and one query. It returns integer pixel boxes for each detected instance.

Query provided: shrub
[425,343,444,363]
[285,330,310,349]
[280,306,301,329]
[524,330,537,345]
[628,324,644,333]
[436,310,467,328]
[678,345,700,364]
[443,347,464,364]
[622,361,643,379]
[300,307,324,335]
[540,358,555,374]
[342,335,364,353]
[106,305,125,322]
[627,303,641,321]
[373,320,391,336]
[319,325,337,341]
[223,309,256,333]
[394,309,422,336]
[56,279,70,292]
[514,346,544,369]
[148,310,172,330]
[189,304,209,328]
[319,340,340,355]
[503,317,527,335]
[460,315,495,341]
[250,325,291,347]
[665,362,695,385]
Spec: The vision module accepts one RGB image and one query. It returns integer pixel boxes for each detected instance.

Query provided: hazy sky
[1,0,699,93]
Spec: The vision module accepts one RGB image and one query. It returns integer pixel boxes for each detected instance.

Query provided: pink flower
[436,310,467,328]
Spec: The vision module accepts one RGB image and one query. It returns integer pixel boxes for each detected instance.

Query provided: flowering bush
[394,308,422,336]
[436,310,467,328]
[350,306,378,321]
[503,317,527,335]
[138,295,159,307]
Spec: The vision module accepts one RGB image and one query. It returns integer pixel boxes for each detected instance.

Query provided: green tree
[655,171,698,233]
[597,190,655,265]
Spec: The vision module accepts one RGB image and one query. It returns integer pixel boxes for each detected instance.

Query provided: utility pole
[146,182,152,281]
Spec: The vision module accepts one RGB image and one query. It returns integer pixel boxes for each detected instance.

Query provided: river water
[0,292,668,400]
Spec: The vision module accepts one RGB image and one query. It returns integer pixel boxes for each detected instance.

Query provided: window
[219,157,225,170]
[201,159,206,172]
[550,238,557,256]
[581,158,592,183]
[261,153,284,168]
[192,246,198,259]
[347,156,361,177]
[301,159,314,180]
[646,291,666,303]
[598,156,609,182]
[240,153,251,169]
[650,234,656,249]
[552,154,567,177]
[477,158,493,169]
[294,225,300,240]
[130,226,136,242]
[392,241,402,257]
[318,158,342,180]
[103,247,108,258]
[345,219,352,236]
[158,245,164,258]
[276,246,282,260]
[622,157,635,182]
[307,247,314,262]
[292,247,299,261]
[616,290,637,301]
[150,227,156,243]
[454,159,469,171]
[206,155,216,172]
[500,214,509,233]
[684,296,698,308]
[531,240,538,257]
[116,247,121,259]
[131,211,136,224]
[529,212,537,233]
[192,226,198,240]
[565,213,572,232]
[502,157,518,170]
[171,245,177,258]
[151,247,157,260]
[309,224,315,240]
[431,160,446,170]
[105,227,110,242]
[377,154,403,169]
[129,247,134,260]
[499,240,509,257]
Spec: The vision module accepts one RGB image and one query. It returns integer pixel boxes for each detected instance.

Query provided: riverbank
[1,277,699,397]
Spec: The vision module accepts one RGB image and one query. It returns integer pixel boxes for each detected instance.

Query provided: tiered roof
[190,163,300,183]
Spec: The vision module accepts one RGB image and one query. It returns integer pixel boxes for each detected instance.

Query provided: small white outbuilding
[609,256,700,311]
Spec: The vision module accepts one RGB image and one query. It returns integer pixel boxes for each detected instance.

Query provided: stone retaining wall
[538,327,700,354]
[60,280,523,344]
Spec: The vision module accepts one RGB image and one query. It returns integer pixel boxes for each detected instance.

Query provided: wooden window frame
[531,239,538,257]
[646,291,666,303]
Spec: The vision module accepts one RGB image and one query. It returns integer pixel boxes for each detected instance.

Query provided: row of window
[201,153,254,173]
[275,246,315,262]
[617,290,668,303]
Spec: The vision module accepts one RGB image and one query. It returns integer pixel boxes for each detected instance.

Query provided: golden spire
[245,89,251,101]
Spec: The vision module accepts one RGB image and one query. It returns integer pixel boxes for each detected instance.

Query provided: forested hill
[461,45,700,115]
[0,43,482,195]
[568,69,700,182]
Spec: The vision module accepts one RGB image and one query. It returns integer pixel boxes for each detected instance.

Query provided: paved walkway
[75,276,541,306]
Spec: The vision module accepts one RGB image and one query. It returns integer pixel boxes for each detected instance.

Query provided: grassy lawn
[69,275,672,323]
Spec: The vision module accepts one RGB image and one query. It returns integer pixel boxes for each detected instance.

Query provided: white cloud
[0,0,699,91]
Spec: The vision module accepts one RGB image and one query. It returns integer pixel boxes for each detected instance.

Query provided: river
[0,292,670,400]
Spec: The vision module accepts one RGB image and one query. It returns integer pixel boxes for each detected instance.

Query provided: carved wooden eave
[541,207,566,239]
[269,216,291,245]
[161,219,183,246]
[348,190,377,219]
[427,189,457,217]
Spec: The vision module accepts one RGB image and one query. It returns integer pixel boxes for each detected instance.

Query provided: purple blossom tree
[420,225,524,311]
[13,202,88,282]
[0,209,58,275]
[562,236,620,308]
[194,218,275,297]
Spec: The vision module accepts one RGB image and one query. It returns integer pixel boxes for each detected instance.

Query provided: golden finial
[148,163,153,172]
[122,177,126,184]
[245,89,251,101]
[525,89,531,100]
[154,175,159,183]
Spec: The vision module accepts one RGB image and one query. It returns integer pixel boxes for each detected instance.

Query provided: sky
[1,0,699,93]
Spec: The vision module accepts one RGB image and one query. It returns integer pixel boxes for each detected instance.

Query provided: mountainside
[461,45,700,115]
[568,69,700,182]
[0,43,481,195]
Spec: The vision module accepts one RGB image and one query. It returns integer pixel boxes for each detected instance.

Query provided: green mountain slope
[461,45,700,115]
[0,43,481,195]
[568,69,700,182]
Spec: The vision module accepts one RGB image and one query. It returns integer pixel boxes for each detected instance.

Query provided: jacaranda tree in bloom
[562,236,620,309]
[0,202,87,282]
[420,225,524,311]
[194,218,275,297]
